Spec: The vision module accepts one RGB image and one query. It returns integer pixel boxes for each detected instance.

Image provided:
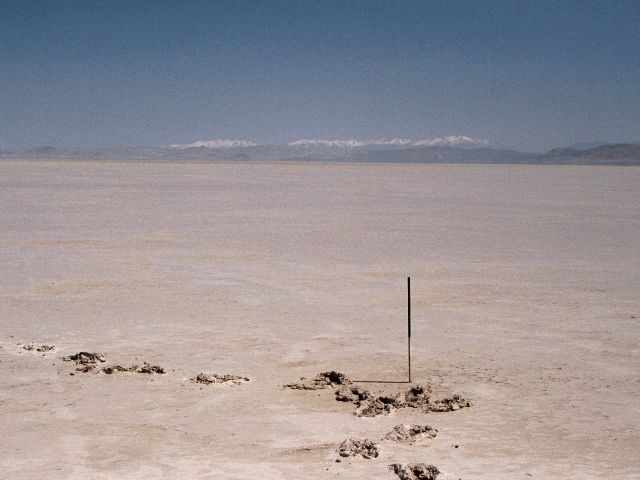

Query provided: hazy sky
[1,0,639,152]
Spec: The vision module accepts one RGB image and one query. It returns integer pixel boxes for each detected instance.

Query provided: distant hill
[345,146,538,164]
[3,142,640,165]
[565,142,609,150]
[565,141,640,151]
[544,143,640,165]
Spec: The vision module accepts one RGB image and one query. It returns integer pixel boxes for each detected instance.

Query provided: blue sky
[1,0,639,152]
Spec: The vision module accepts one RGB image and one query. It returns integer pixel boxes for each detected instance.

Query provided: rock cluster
[404,385,470,411]
[102,363,165,375]
[335,384,370,402]
[63,353,164,374]
[190,373,250,385]
[384,424,438,443]
[63,352,106,365]
[284,370,350,390]
[335,384,405,416]
[389,463,441,480]
[22,343,55,353]
[336,438,380,459]
[429,394,471,412]
[334,383,470,417]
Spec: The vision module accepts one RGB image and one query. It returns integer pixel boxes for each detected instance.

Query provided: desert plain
[0,159,639,479]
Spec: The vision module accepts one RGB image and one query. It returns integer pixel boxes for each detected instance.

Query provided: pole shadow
[352,379,412,384]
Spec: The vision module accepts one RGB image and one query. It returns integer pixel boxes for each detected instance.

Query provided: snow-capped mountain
[412,135,490,147]
[288,138,413,147]
[167,135,491,150]
[288,135,490,148]
[168,140,257,149]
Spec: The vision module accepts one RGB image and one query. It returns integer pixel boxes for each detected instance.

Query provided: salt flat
[1,160,639,479]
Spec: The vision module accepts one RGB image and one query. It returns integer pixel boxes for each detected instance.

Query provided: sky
[1,0,639,152]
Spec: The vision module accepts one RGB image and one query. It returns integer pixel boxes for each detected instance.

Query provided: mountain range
[2,137,640,165]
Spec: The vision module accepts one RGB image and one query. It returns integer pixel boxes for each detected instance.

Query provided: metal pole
[408,276,412,383]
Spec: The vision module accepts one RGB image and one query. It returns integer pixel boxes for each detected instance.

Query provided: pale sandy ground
[0,160,639,479]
